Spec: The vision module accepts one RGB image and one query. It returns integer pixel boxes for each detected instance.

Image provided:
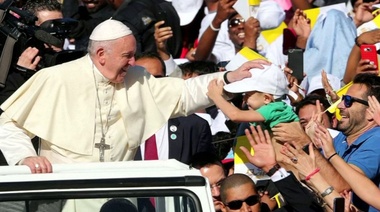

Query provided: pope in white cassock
[0,19,270,211]
[0,19,269,172]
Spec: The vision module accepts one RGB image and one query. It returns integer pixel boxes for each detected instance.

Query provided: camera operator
[0,0,63,166]
[0,0,64,105]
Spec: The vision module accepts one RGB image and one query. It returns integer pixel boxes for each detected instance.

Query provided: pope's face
[103,35,136,83]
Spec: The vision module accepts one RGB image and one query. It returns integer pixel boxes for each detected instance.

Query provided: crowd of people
[0,0,380,211]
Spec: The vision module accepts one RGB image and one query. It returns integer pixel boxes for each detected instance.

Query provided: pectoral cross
[95,137,111,162]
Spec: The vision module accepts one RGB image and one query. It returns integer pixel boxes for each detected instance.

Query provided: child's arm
[207,79,265,122]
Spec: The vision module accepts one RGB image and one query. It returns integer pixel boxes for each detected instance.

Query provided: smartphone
[283,28,297,55]
[333,197,345,212]
[361,44,379,68]
[156,9,167,28]
[287,48,304,82]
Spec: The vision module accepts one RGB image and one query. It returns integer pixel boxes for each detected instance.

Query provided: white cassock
[0,55,225,211]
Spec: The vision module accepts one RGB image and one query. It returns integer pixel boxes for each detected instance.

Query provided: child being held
[207,64,299,130]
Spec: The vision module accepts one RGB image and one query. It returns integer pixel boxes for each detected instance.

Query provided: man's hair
[295,94,333,120]
[23,0,62,15]
[189,151,223,170]
[353,73,380,101]
[220,173,257,203]
[179,61,218,77]
[135,52,166,76]
[87,40,114,56]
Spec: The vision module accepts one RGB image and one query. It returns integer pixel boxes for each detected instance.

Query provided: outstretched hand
[225,59,271,83]
[280,142,316,180]
[240,125,277,173]
[207,79,225,100]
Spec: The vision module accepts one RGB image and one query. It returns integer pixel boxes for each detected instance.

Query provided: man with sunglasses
[227,13,260,55]
[272,73,380,211]
[220,173,268,212]
[331,73,380,212]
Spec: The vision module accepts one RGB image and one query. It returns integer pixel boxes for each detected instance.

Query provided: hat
[257,1,285,30]
[300,74,341,95]
[222,149,234,164]
[89,19,132,41]
[172,0,203,26]
[223,64,288,99]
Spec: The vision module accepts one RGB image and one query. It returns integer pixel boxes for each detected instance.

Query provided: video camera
[0,0,85,87]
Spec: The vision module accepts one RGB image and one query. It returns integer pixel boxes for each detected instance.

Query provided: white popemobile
[0,159,214,212]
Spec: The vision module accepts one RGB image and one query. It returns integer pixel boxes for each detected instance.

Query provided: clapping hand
[367,95,380,126]
[322,70,339,103]
[281,142,316,180]
[313,122,336,159]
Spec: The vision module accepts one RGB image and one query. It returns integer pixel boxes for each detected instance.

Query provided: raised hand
[367,95,380,125]
[240,125,277,173]
[354,0,380,27]
[292,9,311,39]
[243,17,260,50]
[154,20,173,59]
[322,70,339,103]
[214,0,237,25]
[355,59,379,76]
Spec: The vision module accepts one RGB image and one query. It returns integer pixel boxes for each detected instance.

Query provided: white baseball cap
[257,1,285,30]
[172,0,203,26]
[224,64,288,99]
[301,74,341,95]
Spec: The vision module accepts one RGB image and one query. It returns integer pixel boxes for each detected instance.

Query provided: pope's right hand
[21,156,52,174]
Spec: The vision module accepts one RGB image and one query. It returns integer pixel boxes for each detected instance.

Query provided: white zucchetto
[89,19,133,41]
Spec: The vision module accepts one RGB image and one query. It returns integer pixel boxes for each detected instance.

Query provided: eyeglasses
[342,95,369,108]
[229,18,245,28]
[225,195,260,210]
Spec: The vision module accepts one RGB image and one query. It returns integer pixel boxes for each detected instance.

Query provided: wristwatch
[266,164,281,177]
[321,186,334,198]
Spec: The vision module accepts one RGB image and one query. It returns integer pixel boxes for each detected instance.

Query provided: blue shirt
[334,126,380,212]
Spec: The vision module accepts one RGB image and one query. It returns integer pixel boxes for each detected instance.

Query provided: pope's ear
[94,47,106,63]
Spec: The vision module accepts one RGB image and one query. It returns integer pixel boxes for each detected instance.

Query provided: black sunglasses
[229,18,245,28]
[342,95,368,108]
[225,195,260,210]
